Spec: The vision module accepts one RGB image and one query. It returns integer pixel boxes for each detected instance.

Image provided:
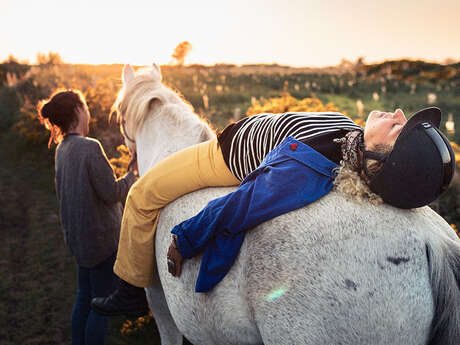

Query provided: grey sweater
[55,134,136,268]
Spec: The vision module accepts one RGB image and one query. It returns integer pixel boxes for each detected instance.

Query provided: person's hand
[167,235,183,277]
[127,152,139,176]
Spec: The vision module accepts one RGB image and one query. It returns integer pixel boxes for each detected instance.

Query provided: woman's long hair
[334,139,391,205]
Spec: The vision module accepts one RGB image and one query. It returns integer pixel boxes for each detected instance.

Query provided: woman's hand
[167,235,183,277]
[127,152,139,177]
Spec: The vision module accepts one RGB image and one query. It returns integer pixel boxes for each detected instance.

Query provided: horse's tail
[426,231,460,345]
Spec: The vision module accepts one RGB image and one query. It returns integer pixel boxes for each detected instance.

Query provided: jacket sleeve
[86,141,136,205]
[172,154,336,292]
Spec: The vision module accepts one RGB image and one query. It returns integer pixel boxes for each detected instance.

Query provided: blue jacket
[171,136,339,292]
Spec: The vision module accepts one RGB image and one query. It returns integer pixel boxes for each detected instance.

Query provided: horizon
[3,54,458,69]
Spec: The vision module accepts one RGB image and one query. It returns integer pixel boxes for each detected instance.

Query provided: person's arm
[86,141,136,205]
[172,157,334,257]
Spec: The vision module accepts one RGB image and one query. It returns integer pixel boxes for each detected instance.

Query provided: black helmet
[362,107,456,209]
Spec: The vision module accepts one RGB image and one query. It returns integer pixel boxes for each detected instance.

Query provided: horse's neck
[136,107,215,176]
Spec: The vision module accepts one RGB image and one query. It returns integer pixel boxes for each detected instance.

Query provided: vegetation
[1,58,459,344]
[171,41,193,66]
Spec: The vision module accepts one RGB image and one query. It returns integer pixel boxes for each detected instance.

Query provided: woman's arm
[87,140,136,205]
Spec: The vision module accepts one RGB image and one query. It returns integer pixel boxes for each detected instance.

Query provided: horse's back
[244,193,435,344]
[155,189,441,345]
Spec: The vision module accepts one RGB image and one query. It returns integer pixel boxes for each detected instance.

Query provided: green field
[1,59,459,344]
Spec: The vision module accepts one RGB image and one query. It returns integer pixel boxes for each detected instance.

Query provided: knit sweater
[55,134,136,268]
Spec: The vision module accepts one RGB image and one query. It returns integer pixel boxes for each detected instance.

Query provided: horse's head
[111,63,167,153]
[112,63,214,172]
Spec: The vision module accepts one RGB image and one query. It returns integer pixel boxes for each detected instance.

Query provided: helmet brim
[397,107,441,143]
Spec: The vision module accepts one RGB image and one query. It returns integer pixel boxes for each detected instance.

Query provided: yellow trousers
[114,139,240,287]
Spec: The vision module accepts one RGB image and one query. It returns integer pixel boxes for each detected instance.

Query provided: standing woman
[37,90,138,345]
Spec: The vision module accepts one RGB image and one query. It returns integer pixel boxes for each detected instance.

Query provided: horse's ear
[152,63,160,72]
[150,63,162,81]
[122,64,135,84]
[149,97,162,112]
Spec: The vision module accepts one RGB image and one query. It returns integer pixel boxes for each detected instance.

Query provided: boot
[91,279,149,317]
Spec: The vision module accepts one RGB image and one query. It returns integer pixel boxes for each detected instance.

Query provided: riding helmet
[362,107,456,209]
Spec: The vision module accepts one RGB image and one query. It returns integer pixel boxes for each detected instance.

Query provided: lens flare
[266,288,286,302]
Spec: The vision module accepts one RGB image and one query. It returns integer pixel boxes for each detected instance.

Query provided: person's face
[363,109,407,150]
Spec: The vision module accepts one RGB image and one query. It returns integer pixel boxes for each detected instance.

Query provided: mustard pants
[114,139,240,287]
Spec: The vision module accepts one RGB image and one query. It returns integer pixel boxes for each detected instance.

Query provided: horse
[114,64,460,345]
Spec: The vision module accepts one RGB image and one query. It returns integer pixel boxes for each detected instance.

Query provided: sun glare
[1,0,459,66]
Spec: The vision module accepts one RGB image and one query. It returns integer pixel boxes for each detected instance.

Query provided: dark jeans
[71,252,117,345]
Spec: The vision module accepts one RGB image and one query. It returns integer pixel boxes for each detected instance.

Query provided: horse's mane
[112,66,213,145]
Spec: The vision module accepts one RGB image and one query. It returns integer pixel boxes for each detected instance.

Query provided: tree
[5,54,19,63]
[36,51,63,65]
[171,41,192,66]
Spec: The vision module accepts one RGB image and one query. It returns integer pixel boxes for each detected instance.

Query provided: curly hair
[333,144,392,205]
[37,89,86,148]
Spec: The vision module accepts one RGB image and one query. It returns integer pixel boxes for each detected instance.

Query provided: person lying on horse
[91,79,455,316]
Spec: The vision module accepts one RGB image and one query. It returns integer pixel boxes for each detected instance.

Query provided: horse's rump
[153,189,448,345]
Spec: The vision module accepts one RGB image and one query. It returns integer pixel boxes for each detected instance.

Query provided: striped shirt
[218,112,361,181]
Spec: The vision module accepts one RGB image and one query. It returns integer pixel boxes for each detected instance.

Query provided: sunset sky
[2,0,459,67]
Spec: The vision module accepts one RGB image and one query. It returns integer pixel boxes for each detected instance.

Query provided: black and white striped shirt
[218,112,362,181]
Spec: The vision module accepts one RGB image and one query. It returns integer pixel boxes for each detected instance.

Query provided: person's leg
[114,138,239,287]
[84,253,117,345]
[92,139,238,315]
[71,265,91,345]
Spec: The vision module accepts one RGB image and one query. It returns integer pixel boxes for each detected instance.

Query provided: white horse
[115,64,460,345]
